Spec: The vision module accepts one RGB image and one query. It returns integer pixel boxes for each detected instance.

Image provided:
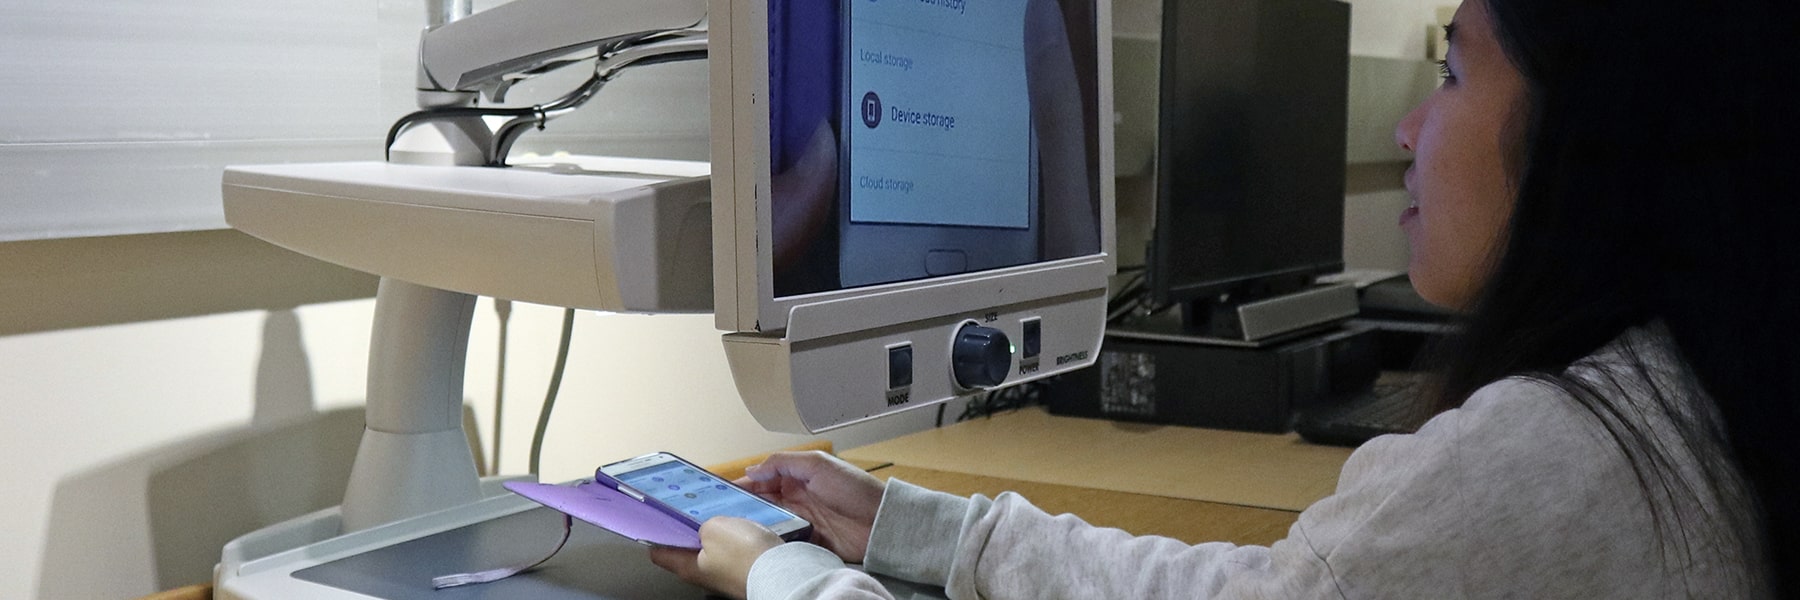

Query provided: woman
[650,0,1797,596]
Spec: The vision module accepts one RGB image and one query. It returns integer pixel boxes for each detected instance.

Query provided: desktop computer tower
[1045,324,1380,432]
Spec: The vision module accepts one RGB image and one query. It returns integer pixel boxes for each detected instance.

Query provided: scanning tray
[292,505,705,599]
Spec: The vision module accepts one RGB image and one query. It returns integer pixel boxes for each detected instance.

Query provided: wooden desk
[865,465,1299,546]
[842,407,1353,512]
[843,407,1357,547]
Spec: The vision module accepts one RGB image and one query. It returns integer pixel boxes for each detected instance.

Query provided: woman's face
[1394,0,1528,310]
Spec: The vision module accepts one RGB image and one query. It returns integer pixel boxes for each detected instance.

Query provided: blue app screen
[846,0,1032,229]
[614,462,793,527]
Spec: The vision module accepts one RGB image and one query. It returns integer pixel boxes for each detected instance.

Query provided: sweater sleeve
[760,374,1708,599]
[850,377,1683,600]
[862,478,1336,599]
[745,543,896,600]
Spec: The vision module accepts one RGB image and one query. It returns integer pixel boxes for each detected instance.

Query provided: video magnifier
[214,0,1114,597]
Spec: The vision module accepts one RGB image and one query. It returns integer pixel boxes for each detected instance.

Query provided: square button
[1022,319,1042,359]
[887,345,913,389]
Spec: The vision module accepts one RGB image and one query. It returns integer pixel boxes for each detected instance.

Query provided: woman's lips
[1401,166,1420,226]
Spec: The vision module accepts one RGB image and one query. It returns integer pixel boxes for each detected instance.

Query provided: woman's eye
[1437,60,1456,83]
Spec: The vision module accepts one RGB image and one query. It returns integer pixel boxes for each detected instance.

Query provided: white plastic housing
[725,260,1111,433]
[416,0,706,94]
[709,0,1117,432]
[338,278,480,533]
[222,157,712,312]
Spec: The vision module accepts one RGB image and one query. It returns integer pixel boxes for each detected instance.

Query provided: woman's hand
[739,451,887,563]
[648,452,886,597]
[649,517,783,600]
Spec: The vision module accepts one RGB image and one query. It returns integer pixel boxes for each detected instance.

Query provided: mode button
[887,344,913,389]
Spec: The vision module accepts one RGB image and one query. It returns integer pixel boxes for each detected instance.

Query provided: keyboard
[1296,372,1429,447]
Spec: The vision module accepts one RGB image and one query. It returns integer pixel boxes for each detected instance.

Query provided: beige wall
[3,233,940,599]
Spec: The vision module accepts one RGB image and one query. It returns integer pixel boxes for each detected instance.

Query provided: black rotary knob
[951,323,1012,389]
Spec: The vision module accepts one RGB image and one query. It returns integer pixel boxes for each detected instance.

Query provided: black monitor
[1147,0,1350,334]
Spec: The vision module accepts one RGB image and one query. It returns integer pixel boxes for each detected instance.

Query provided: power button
[1022,318,1042,359]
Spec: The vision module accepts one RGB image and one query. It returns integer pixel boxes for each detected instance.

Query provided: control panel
[723,287,1107,433]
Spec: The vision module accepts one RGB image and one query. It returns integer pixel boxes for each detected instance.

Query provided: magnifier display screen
[768,0,1101,298]
[844,1,1032,229]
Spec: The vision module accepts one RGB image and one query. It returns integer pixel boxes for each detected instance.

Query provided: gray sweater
[747,330,1765,599]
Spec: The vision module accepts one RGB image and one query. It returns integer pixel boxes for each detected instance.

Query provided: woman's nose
[1395,100,1426,154]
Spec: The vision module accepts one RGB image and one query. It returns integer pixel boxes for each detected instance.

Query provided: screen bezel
[597,452,812,540]
[711,0,1118,336]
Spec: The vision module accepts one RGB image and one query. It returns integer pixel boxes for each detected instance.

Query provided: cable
[528,308,577,475]
[1106,271,1150,324]
[384,105,544,163]
[490,298,512,476]
[1108,270,1146,303]
[432,514,573,588]
[387,29,707,166]
[956,379,1052,422]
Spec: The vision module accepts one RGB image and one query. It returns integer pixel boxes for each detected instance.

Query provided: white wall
[0,0,709,242]
[0,0,386,240]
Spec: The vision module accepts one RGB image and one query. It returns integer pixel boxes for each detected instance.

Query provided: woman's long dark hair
[1427,0,1799,594]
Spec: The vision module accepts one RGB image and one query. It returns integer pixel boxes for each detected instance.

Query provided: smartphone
[596,452,813,542]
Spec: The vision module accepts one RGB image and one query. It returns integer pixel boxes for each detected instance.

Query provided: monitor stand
[1112,282,1358,348]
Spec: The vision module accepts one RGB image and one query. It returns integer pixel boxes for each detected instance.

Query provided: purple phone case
[502,480,702,550]
[593,470,706,528]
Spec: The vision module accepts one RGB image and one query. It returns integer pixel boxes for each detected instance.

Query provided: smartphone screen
[600,453,811,539]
